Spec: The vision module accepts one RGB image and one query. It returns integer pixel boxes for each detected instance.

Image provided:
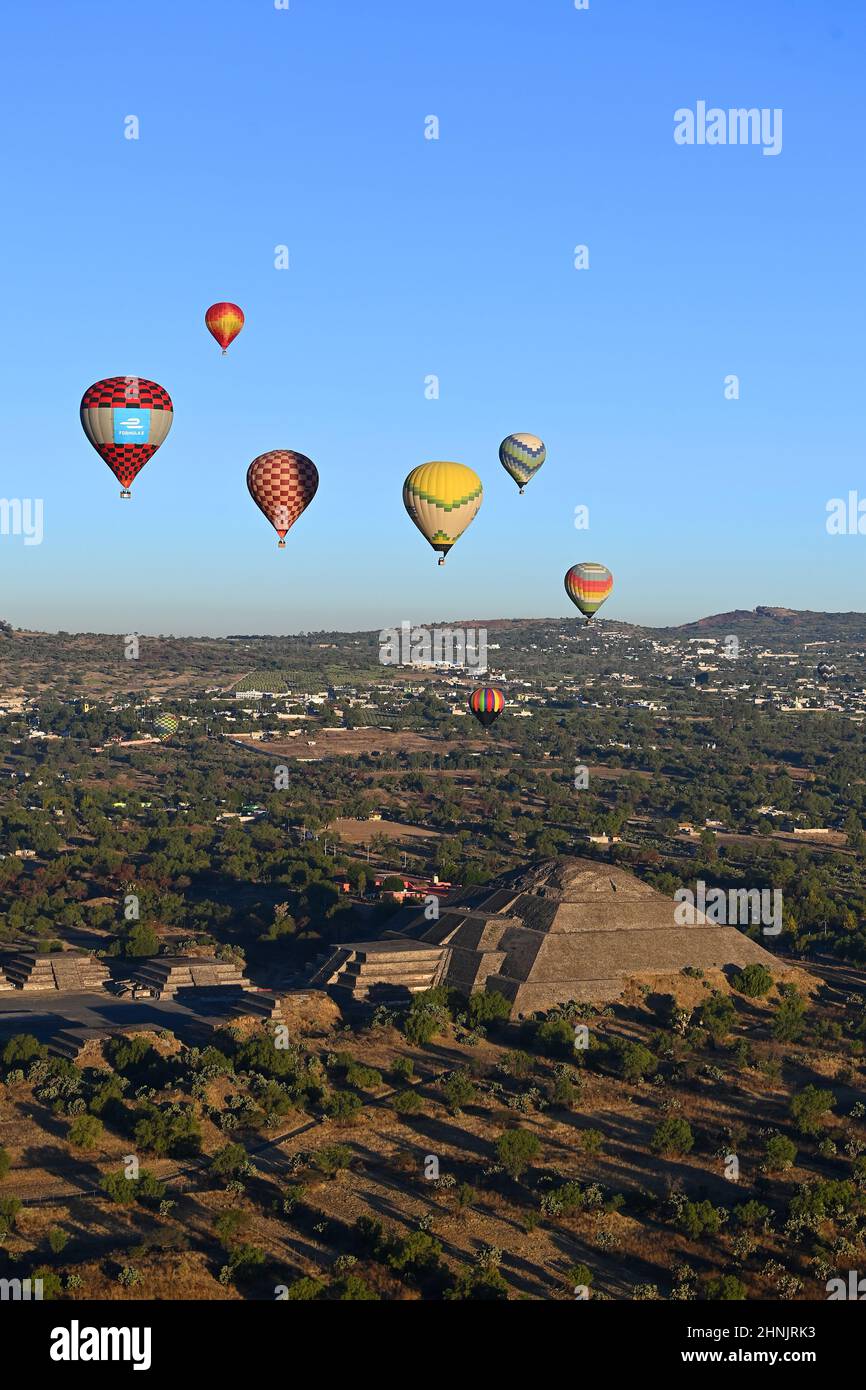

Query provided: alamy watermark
[0,498,43,545]
[0,1276,43,1300]
[674,102,782,157]
[379,621,487,672]
[826,493,866,535]
[674,879,782,936]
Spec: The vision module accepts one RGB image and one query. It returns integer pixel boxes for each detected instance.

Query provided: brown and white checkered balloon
[246,449,319,547]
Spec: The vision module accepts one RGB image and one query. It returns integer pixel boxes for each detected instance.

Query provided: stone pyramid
[391,857,781,1016]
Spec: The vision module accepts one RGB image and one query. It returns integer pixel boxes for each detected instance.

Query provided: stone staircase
[310,940,447,1006]
[130,956,251,998]
[49,1027,109,1060]
[229,990,284,1022]
[2,951,109,992]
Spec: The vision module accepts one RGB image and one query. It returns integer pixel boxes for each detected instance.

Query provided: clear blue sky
[1,0,864,636]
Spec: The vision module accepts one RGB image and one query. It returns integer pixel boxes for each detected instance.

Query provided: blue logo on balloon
[114,409,151,444]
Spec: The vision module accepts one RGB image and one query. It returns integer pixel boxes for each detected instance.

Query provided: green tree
[68,1114,104,1150]
[731,963,774,998]
[706,1274,747,1300]
[619,1042,658,1083]
[467,991,511,1027]
[789,1085,835,1137]
[772,988,807,1043]
[211,1143,250,1182]
[651,1117,694,1157]
[699,992,736,1042]
[496,1128,541,1178]
[441,1071,476,1113]
[764,1134,797,1172]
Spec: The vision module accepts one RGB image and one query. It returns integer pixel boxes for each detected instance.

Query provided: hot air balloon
[565,562,613,621]
[468,687,505,729]
[205,302,245,354]
[403,462,483,565]
[247,450,319,548]
[80,377,173,498]
[154,713,179,739]
[499,433,546,494]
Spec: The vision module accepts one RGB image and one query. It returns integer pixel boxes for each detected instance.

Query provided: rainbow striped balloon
[564,562,613,620]
[468,687,505,729]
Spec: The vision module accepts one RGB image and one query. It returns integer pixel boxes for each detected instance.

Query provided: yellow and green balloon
[403,461,483,564]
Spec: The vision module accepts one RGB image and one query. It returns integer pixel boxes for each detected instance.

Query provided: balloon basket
[278,540,286,549]
[438,555,445,566]
[120,489,131,499]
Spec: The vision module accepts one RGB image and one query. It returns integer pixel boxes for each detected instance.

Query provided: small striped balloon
[154,713,179,738]
[565,562,613,620]
[468,687,505,729]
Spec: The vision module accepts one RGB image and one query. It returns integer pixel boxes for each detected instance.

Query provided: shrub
[2,1034,46,1068]
[345,1062,383,1091]
[445,1266,509,1300]
[496,1128,541,1179]
[387,1230,443,1277]
[651,1117,694,1157]
[699,993,736,1042]
[734,1200,771,1231]
[31,1267,63,1300]
[214,1208,249,1249]
[211,1143,250,1182]
[772,988,806,1043]
[578,1128,604,1155]
[0,1147,10,1181]
[467,991,511,1027]
[393,1089,423,1116]
[567,1262,593,1290]
[403,990,449,1046]
[550,1072,579,1109]
[535,1018,574,1059]
[764,1134,797,1172]
[323,1090,363,1123]
[0,1196,22,1236]
[731,964,774,998]
[677,1200,726,1240]
[47,1227,69,1255]
[618,1042,657,1084]
[541,1181,585,1217]
[790,1085,835,1137]
[133,1103,201,1158]
[284,1276,325,1300]
[705,1274,747,1300]
[68,1114,104,1150]
[337,1275,379,1300]
[313,1144,354,1176]
[100,1171,138,1205]
[392,1057,415,1083]
[441,1071,476,1113]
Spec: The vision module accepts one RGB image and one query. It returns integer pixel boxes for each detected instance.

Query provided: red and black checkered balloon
[246,449,319,548]
[80,376,173,493]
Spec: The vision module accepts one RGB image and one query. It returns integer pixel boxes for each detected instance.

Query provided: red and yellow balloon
[205,302,245,354]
